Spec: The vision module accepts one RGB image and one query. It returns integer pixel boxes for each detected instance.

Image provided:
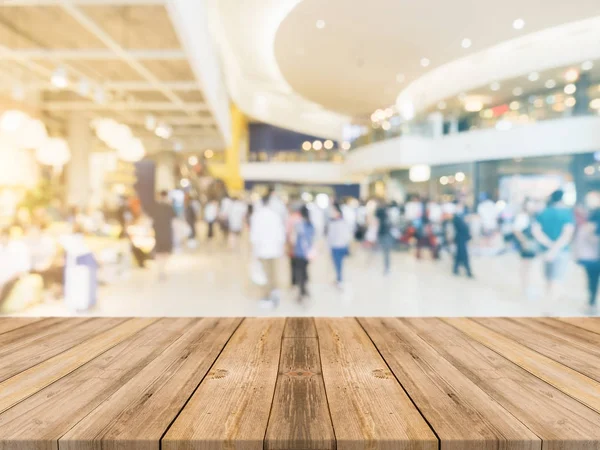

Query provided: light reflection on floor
[13,240,592,317]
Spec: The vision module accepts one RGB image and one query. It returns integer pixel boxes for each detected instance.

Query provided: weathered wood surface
[0,317,598,450]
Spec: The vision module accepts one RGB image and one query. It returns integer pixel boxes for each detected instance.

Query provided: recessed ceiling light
[324,139,334,150]
[316,19,326,29]
[528,72,540,82]
[302,141,312,151]
[545,79,557,89]
[565,68,579,82]
[437,100,447,110]
[564,83,577,95]
[461,38,472,49]
[312,140,323,151]
[188,156,198,166]
[341,141,351,151]
[204,149,214,159]
[51,66,68,89]
[513,18,525,30]
[582,61,594,71]
[464,100,483,112]
[513,87,523,96]
[420,58,430,68]
[396,73,405,83]
[490,82,501,91]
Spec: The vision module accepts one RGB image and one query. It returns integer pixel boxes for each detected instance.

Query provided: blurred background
[1,0,600,317]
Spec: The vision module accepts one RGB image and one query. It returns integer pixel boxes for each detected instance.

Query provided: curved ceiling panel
[208,0,350,140]
[274,0,600,117]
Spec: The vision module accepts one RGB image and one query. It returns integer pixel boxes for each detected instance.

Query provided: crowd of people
[2,184,600,315]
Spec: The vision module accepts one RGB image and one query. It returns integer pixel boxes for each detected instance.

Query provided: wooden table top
[0,317,599,450]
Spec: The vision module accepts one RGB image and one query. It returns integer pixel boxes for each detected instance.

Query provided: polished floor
[12,236,594,317]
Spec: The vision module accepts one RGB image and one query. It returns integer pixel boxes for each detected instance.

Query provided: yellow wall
[210,104,247,192]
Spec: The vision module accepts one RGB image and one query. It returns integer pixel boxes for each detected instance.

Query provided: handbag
[250,259,267,286]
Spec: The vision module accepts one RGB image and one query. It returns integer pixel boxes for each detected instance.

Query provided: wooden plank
[444,318,600,414]
[475,318,600,382]
[162,318,285,450]
[0,318,44,336]
[0,318,195,450]
[265,319,335,450]
[59,318,241,450]
[0,318,71,347]
[527,318,600,349]
[315,318,437,450]
[413,318,600,448]
[0,317,156,414]
[557,318,600,336]
[284,317,317,338]
[359,318,540,450]
[0,318,126,382]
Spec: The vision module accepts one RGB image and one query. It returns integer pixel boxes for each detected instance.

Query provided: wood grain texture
[0,318,126,383]
[0,318,44,336]
[418,318,600,449]
[475,317,600,382]
[315,318,437,450]
[265,318,335,450]
[0,318,193,450]
[0,318,156,415]
[359,317,540,450]
[284,318,317,338]
[162,318,286,450]
[557,317,600,335]
[444,318,600,414]
[0,318,70,348]
[59,318,241,450]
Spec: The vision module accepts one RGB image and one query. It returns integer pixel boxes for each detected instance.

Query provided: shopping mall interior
[2,0,600,318]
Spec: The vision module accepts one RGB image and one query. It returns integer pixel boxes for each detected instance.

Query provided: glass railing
[247,150,345,163]
[349,82,600,151]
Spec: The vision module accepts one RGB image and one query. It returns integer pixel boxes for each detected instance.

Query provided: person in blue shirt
[532,189,575,303]
[291,206,316,302]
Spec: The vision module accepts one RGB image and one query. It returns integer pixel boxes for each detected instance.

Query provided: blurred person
[151,190,176,281]
[477,193,499,243]
[574,192,600,315]
[416,213,439,260]
[218,195,232,242]
[290,205,316,301]
[286,202,303,287]
[355,201,368,241]
[266,185,288,223]
[184,194,198,248]
[228,196,248,249]
[341,200,357,241]
[250,195,286,308]
[451,201,473,278]
[532,189,575,302]
[376,201,394,275]
[328,203,352,288]
[513,199,540,297]
[204,199,218,241]
[405,194,423,225]
[0,227,31,306]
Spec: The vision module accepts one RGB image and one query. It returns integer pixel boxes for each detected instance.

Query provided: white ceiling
[274,0,600,117]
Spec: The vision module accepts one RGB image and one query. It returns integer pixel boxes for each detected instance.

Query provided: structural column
[66,113,92,209]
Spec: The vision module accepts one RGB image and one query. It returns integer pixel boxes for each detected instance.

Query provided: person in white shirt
[218,196,232,242]
[203,200,218,241]
[477,196,499,236]
[328,203,352,288]
[250,196,286,308]
[228,197,248,249]
[405,195,423,225]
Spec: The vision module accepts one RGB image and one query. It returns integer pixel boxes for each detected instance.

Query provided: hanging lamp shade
[35,137,71,167]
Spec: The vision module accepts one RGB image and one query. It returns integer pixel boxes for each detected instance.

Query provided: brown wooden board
[59,318,241,450]
[265,318,335,450]
[0,318,44,336]
[0,318,156,415]
[475,317,600,382]
[359,317,540,450]
[557,317,600,336]
[0,318,189,450]
[315,318,438,450]
[444,318,600,414]
[162,318,286,450]
[0,317,126,383]
[418,318,600,449]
